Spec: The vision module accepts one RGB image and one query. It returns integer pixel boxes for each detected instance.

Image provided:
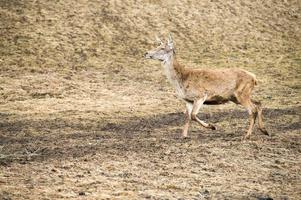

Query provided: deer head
[145,34,175,62]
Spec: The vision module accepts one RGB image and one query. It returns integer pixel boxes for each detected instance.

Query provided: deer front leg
[182,103,193,137]
[191,96,216,130]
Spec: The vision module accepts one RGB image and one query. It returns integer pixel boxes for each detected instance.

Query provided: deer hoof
[241,136,247,141]
[260,128,270,136]
[242,133,251,140]
[182,135,191,140]
[209,124,216,130]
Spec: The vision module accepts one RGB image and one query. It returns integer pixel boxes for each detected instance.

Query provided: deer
[144,34,269,139]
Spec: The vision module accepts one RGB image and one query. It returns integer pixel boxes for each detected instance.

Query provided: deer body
[145,35,269,138]
[164,57,256,104]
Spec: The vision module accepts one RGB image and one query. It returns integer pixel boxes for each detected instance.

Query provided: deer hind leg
[191,96,216,130]
[252,100,269,136]
[235,83,257,139]
[239,98,257,139]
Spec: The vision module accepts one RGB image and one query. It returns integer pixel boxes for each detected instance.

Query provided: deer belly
[204,95,230,105]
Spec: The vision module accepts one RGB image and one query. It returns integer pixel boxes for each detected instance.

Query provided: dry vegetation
[0,0,300,199]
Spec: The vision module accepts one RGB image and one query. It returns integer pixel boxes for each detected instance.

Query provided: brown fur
[145,38,269,139]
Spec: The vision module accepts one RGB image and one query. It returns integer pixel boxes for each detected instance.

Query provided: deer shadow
[0,106,299,165]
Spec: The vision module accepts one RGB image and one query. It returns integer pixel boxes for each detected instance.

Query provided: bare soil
[0,0,300,199]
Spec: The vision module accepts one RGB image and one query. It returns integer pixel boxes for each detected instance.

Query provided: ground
[0,0,300,199]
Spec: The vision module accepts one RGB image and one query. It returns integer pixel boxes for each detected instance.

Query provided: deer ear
[155,35,163,45]
[167,33,174,49]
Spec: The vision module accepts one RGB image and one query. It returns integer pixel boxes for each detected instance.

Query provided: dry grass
[0,0,300,199]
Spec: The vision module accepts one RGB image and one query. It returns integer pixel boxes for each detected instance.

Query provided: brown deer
[145,34,269,139]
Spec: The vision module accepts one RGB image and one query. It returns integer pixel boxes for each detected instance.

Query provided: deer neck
[162,53,186,96]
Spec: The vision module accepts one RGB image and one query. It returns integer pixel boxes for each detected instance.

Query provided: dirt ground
[0,0,300,199]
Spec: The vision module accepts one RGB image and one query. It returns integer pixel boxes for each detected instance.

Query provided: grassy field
[0,0,300,199]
